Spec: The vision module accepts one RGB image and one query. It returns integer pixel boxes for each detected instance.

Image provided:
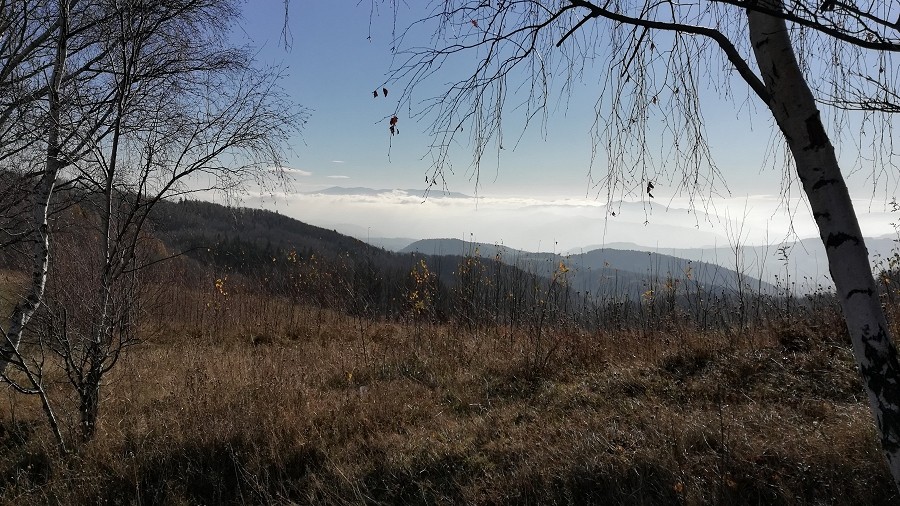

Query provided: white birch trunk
[0,1,69,374]
[748,6,900,489]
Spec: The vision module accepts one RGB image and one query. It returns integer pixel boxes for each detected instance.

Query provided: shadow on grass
[94,437,330,504]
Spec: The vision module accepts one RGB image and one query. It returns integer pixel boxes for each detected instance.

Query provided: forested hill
[147,199,774,302]
[149,199,393,268]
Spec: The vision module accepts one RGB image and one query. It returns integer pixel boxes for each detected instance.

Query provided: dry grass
[0,285,895,505]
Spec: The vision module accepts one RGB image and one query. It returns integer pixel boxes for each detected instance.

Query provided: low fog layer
[242,187,898,253]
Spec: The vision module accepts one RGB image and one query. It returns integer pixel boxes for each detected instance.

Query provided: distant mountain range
[146,199,777,300]
[561,237,900,291]
[149,196,900,298]
[283,188,900,282]
[402,238,778,296]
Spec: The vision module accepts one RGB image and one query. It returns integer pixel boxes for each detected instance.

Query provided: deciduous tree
[384,0,900,489]
[0,0,301,446]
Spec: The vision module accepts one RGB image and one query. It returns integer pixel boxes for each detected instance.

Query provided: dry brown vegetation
[0,267,896,505]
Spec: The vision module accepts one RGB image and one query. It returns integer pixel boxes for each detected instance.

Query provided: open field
[4,0,900,503]
[0,281,895,504]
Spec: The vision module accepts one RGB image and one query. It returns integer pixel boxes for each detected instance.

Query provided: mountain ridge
[402,238,778,295]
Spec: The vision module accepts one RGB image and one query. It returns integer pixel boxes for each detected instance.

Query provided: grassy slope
[0,284,894,505]
[0,199,894,504]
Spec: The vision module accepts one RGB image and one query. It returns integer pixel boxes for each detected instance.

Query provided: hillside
[403,238,777,297]
[148,201,779,304]
[1,196,891,504]
[146,199,598,325]
[150,199,391,263]
[145,200,795,328]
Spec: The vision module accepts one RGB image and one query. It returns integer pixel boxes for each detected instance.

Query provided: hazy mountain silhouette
[570,237,900,291]
[403,238,777,296]
[144,198,785,302]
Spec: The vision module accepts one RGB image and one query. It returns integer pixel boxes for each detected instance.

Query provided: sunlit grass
[0,268,893,504]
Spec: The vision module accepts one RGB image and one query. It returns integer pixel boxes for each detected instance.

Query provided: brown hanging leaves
[389,115,399,135]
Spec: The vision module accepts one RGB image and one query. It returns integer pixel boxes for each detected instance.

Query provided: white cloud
[327,175,350,179]
[271,167,313,176]
[330,160,346,164]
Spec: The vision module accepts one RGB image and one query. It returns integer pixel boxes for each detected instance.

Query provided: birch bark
[748,5,900,488]
[0,1,70,374]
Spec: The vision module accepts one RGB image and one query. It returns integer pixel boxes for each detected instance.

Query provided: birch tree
[0,0,97,376]
[63,0,298,441]
[384,0,900,490]
[0,0,300,444]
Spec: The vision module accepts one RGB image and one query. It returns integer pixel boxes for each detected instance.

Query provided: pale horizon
[219,185,900,254]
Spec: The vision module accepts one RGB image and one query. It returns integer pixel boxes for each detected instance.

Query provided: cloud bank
[241,188,899,252]
[275,167,313,176]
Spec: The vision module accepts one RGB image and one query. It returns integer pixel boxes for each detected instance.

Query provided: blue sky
[222,1,899,250]
[231,2,781,195]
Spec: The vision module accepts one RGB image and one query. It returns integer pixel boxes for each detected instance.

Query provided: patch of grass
[0,283,895,504]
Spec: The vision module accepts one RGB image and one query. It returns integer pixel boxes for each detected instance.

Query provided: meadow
[0,244,896,505]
